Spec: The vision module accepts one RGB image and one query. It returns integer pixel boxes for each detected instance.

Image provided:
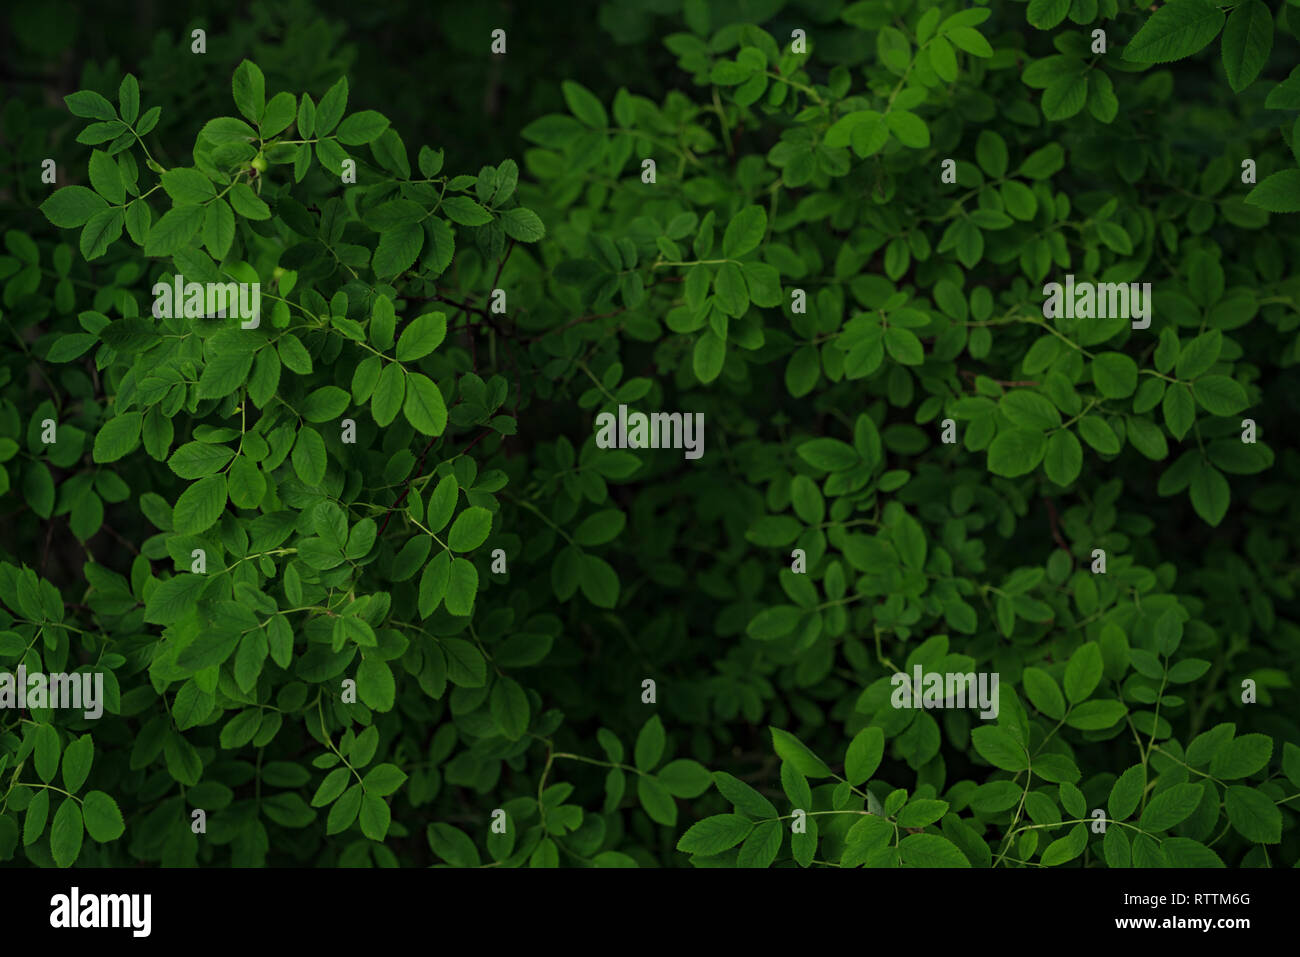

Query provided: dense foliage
[2,0,1299,869]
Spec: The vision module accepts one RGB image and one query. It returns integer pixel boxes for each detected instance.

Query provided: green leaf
[561,80,608,128]
[442,637,485,687]
[1139,783,1203,831]
[88,150,124,204]
[722,205,767,258]
[1221,0,1273,92]
[637,774,677,826]
[118,75,139,123]
[975,131,1008,178]
[490,676,529,740]
[635,715,666,771]
[1018,145,1066,181]
[929,35,958,82]
[292,427,328,486]
[301,385,350,422]
[337,110,391,145]
[1091,352,1138,398]
[327,784,363,834]
[797,438,859,472]
[987,428,1047,477]
[737,819,782,867]
[197,353,253,400]
[425,475,459,533]
[359,792,391,841]
[1192,375,1249,416]
[397,312,447,361]
[440,196,493,226]
[92,412,142,463]
[971,725,1028,772]
[1044,429,1082,485]
[1123,0,1226,63]
[230,183,271,220]
[41,187,108,229]
[886,110,930,148]
[1163,383,1195,439]
[144,205,204,257]
[897,798,949,827]
[232,60,265,123]
[1027,0,1070,30]
[884,326,924,365]
[173,475,227,534]
[1209,733,1273,780]
[315,76,349,135]
[825,111,882,149]
[1087,71,1119,123]
[579,553,619,608]
[676,814,753,855]
[1188,722,1236,766]
[371,362,405,427]
[448,506,492,552]
[356,657,395,711]
[444,557,478,616]
[947,27,993,58]
[1042,74,1088,121]
[899,833,970,867]
[1224,785,1282,843]
[374,223,424,276]
[746,604,804,640]
[1189,462,1230,526]
[403,373,448,436]
[65,90,117,121]
[877,26,912,73]
[845,726,884,785]
[770,727,832,778]
[361,764,407,797]
[50,798,84,867]
[713,261,748,317]
[60,735,94,794]
[714,771,778,820]
[1064,642,1102,703]
[82,791,124,842]
[1176,330,1223,380]
[1040,823,1088,866]
[1077,416,1120,454]
[573,509,626,546]
[427,822,480,866]
[161,168,217,205]
[1096,221,1132,254]
[1065,699,1128,730]
[1108,764,1145,820]
[312,768,351,806]
[1022,667,1066,720]
[1245,170,1300,213]
[1284,742,1300,788]
[418,550,451,617]
[144,574,208,625]
[500,207,545,242]
[693,329,726,383]
[658,759,712,800]
[24,789,50,845]
[261,91,297,137]
[203,199,235,260]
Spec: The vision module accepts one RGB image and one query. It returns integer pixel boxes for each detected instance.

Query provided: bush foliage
[2,0,1300,869]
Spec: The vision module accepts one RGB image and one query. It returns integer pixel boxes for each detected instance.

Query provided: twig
[525,308,626,343]
[958,369,1039,388]
[376,427,495,536]
[1043,496,1069,553]
[99,522,141,556]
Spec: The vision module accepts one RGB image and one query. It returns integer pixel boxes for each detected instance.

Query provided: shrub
[1,0,1299,869]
